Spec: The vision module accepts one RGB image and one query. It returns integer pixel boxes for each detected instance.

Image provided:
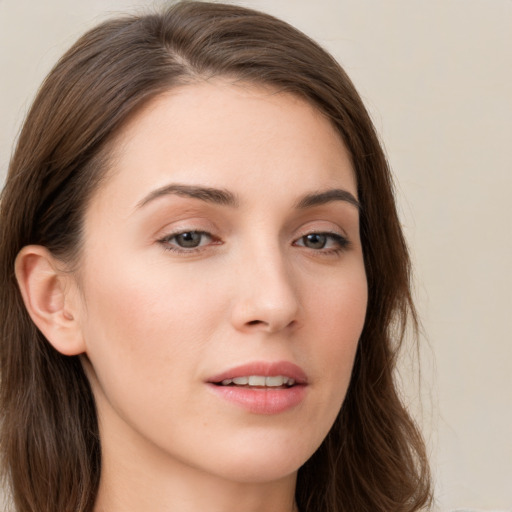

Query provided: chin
[196,431,320,484]
[211,458,302,485]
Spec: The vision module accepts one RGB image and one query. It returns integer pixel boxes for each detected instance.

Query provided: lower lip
[207,384,307,415]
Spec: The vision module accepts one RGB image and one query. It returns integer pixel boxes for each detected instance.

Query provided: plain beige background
[1,1,511,511]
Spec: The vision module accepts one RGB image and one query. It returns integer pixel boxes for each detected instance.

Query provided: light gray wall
[1,1,511,510]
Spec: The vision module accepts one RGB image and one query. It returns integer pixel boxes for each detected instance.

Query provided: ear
[15,245,86,356]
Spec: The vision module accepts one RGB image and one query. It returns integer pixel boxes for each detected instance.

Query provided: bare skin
[16,80,367,512]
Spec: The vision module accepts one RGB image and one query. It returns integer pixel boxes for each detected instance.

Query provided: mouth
[207,360,307,388]
[206,361,308,414]
[213,375,297,388]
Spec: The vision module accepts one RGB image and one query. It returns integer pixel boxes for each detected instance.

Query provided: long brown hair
[0,2,432,511]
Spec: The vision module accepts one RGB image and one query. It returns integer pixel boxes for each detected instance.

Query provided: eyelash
[158,230,350,255]
[293,232,350,255]
[158,230,218,254]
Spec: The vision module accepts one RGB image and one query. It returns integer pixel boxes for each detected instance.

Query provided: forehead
[91,80,356,212]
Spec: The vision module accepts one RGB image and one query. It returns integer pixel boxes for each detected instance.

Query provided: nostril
[247,320,264,326]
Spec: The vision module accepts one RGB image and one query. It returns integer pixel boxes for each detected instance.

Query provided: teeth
[265,376,286,386]
[219,375,295,387]
[248,376,266,386]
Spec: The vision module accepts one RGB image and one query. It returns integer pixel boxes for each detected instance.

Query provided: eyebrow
[136,184,239,209]
[294,189,360,210]
[136,183,360,211]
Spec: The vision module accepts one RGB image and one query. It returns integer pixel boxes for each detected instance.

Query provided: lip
[206,361,308,415]
[207,361,308,385]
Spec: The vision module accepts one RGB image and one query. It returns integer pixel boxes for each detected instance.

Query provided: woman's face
[75,81,367,484]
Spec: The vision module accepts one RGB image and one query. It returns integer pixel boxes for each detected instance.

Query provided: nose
[230,247,301,334]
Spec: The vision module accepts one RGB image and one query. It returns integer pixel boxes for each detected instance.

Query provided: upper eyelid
[155,219,218,238]
[157,224,349,239]
[159,229,215,243]
[293,224,349,240]
[297,230,347,238]
[161,228,211,237]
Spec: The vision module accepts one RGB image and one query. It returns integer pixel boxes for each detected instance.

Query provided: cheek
[78,267,215,450]
[300,261,367,404]
[77,257,211,395]
[307,259,367,340]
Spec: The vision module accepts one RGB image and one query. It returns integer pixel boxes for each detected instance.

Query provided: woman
[0,2,432,511]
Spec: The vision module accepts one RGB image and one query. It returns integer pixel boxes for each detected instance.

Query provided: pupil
[305,233,326,249]
[176,232,201,248]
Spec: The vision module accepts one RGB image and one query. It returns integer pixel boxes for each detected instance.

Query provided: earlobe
[15,245,86,356]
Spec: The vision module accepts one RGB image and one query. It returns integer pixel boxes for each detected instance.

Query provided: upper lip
[207,361,308,385]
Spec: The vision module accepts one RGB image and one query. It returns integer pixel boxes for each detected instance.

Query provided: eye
[159,230,214,251]
[294,232,349,252]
